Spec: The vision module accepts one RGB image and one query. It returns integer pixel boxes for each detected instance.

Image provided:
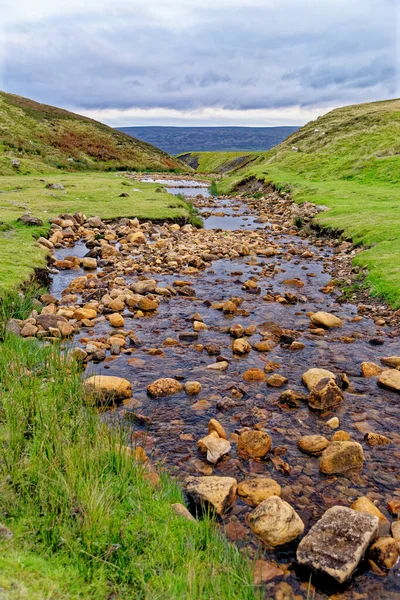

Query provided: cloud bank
[1,0,398,125]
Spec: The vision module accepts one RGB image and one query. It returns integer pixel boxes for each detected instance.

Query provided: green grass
[0,304,259,600]
[0,172,195,294]
[189,99,400,307]
[178,151,260,175]
[0,91,190,175]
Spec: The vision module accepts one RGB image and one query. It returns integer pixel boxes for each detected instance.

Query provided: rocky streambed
[11,177,400,599]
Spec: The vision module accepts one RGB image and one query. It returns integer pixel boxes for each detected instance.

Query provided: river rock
[247,496,304,547]
[310,311,343,328]
[131,280,157,294]
[392,521,400,541]
[361,362,383,377]
[296,506,379,583]
[21,322,39,337]
[319,441,363,474]
[302,368,335,390]
[184,381,202,395]
[230,323,244,338]
[331,430,351,441]
[326,417,339,429]
[238,429,272,458]
[364,432,391,446]
[267,374,288,387]
[138,297,158,311]
[308,378,344,411]
[147,378,184,398]
[369,537,400,570]
[298,435,329,455]
[171,503,196,522]
[185,476,237,516]
[232,338,252,355]
[243,368,266,382]
[198,432,231,464]
[351,497,388,522]
[381,356,400,369]
[74,308,97,321]
[208,418,227,439]
[84,375,132,402]
[108,313,124,327]
[87,216,103,228]
[206,361,229,371]
[222,301,237,314]
[237,477,282,506]
[378,369,400,393]
[82,257,97,270]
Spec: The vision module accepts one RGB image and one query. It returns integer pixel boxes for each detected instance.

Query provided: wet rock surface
[296,506,379,584]
[18,176,400,599]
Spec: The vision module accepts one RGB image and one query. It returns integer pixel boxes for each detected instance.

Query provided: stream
[50,178,400,600]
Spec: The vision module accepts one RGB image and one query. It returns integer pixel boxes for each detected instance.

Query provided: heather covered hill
[0,91,190,175]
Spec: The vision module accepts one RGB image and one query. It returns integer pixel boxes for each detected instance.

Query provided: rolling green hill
[0,91,190,175]
[183,99,400,306]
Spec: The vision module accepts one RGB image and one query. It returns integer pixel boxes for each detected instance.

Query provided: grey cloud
[1,0,398,116]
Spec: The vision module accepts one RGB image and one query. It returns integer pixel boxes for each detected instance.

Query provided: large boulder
[84,375,132,402]
[147,377,184,398]
[185,476,237,516]
[302,368,335,391]
[378,369,400,393]
[247,496,304,547]
[319,441,363,474]
[237,478,282,507]
[310,311,343,328]
[296,506,379,583]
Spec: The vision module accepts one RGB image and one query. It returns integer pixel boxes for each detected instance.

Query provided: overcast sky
[1,0,399,126]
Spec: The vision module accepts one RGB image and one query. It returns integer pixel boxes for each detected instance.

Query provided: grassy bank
[192,99,400,306]
[0,172,197,294]
[0,297,258,600]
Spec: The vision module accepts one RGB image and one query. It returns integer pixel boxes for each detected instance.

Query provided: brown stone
[108,313,124,328]
[232,338,252,355]
[308,378,344,411]
[310,311,343,328]
[208,418,227,439]
[267,374,288,387]
[369,537,399,570]
[237,477,281,506]
[378,369,400,393]
[247,496,304,547]
[253,560,284,585]
[184,381,202,396]
[243,368,266,382]
[298,435,329,455]
[351,497,387,522]
[238,429,272,458]
[361,362,383,377]
[84,375,132,402]
[302,368,335,390]
[185,476,237,516]
[319,442,363,474]
[364,432,391,446]
[147,378,184,398]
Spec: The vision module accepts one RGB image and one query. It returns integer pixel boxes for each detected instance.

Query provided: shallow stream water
[51,179,400,600]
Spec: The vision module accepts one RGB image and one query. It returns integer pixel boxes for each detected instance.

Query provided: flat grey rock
[296,506,379,584]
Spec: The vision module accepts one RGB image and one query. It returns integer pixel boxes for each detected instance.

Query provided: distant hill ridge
[180,98,400,183]
[118,125,299,155]
[0,91,189,175]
